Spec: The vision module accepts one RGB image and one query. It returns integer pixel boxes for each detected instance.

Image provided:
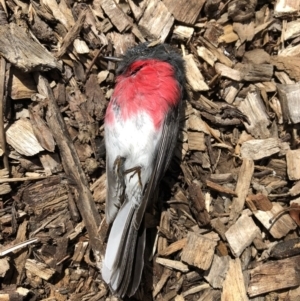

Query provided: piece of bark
[156,258,189,273]
[187,131,206,151]
[240,138,280,160]
[198,36,233,67]
[274,0,300,17]
[204,255,230,288]
[215,63,242,81]
[233,21,255,43]
[230,158,254,222]
[0,23,61,72]
[277,82,300,124]
[204,22,223,47]
[35,74,103,264]
[90,173,106,203]
[221,258,248,301]
[8,68,37,100]
[243,49,271,65]
[225,212,260,257]
[29,105,56,153]
[152,268,172,298]
[184,54,209,91]
[25,259,55,280]
[41,0,75,29]
[218,24,239,43]
[0,258,9,277]
[138,0,173,42]
[279,44,300,57]
[100,0,132,33]
[223,82,243,104]
[290,181,300,196]
[39,153,62,175]
[253,202,297,239]
[238,88,270,139]
[197,46,217,67]
[6,118,44,156]
[248,255,300,297]
[271,56,300,81]
[127,0,147,20]
[158,238,187,256]
[188,182,210,226]
[284,19,300,40]
[173,25,194,42]
[162,0,205,24]
[235,63,273,82]
[246,194,273,211]
[270,238,300,259]
[181,232,217,270]
[206,180,237,196]
[286,149,300,180]
[56,10,87,58]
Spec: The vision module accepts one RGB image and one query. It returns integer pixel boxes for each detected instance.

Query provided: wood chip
[25,259,55,280]
[204,255,230,288]
[181,232,217,270]
[138,0,174,42]
[156,258,189,273]
[162,0,205,24]
[240,138,280,160]
[225,212,260,257]
[6,118,44,156]
[253,202,297,239]
[221,258,248,301]
[184,54,209,91]
[248,255,300,297]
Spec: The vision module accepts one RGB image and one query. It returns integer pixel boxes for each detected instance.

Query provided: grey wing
[105,144,125,224]
[133,99,182,229]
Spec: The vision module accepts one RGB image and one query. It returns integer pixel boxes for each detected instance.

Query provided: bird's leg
[124,166,142,188]
[113,156,126,201]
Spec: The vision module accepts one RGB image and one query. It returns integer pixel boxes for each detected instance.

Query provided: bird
[102,42,186,298]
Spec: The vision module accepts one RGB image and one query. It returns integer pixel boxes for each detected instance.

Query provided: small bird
[102,43,186,297]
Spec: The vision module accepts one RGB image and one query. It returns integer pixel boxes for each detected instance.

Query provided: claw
[124,166,143,188]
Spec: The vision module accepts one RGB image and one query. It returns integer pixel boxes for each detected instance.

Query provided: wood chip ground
[0,0,300,300]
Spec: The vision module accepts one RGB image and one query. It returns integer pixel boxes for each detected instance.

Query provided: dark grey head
[117,43,186,87]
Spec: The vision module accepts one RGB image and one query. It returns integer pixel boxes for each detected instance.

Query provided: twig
[0,57,9,171]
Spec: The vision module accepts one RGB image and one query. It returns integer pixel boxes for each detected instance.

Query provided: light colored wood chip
[6,118,44,156]
[184,54,209,91]
[162,0,205,24]
[215,63,242,81]
[274,0,300,17]
[230,158,254,221]
[221,258,248,301]
[225,212,260,257]
[158,238,187,256]
[204,255,230,288]
[286,149,300,180]
[138,0,174,42]
[173,25,194,41]
[277,82,300,124]
[240,138,280,160]
[198,36,233,67]
[238,88,270,139]
[181,232,217,270]
[253,202,297,239]
[188,131,206,151]
[156,257,189,273]
[197,46,217,67]
[248,255,300,297]
[100,0,132,32]
[25,259,55,280]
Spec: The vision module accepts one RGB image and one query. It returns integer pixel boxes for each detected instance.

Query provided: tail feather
[102,200,146,297]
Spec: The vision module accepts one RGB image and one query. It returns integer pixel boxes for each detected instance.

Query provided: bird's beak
[103,56,123,62]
